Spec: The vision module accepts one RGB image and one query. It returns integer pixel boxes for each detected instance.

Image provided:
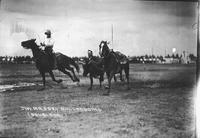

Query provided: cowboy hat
[44,30,51,35]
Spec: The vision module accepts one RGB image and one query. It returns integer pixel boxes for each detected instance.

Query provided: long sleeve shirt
[41,37,55,48]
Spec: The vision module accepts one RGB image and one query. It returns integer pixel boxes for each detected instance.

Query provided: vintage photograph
[0,0,197,137]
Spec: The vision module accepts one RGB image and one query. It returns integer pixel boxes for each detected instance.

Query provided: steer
[81,57,104,90]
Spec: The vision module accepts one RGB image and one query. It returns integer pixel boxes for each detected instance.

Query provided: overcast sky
[0,0,197,57]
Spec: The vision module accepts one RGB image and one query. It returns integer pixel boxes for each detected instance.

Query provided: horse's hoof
[76,78,80,82]
[105,86,109,89]
[76,82,80,86]
[88,87,92,91]
[58,79,63,83]
[37,87,45,91]
[60,83,68,88]
[102,92,110,96]
[73,79,77,82]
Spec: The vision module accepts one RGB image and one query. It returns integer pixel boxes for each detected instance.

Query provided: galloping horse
[21,39,80,90]
[99,41,130,95]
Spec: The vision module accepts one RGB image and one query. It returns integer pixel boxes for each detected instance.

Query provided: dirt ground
[0,64,196,138]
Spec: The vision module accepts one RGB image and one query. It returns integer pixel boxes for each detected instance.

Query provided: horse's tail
[70,58,80,73]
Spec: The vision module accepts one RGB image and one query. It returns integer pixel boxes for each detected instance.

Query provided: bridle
[99,41,110,58]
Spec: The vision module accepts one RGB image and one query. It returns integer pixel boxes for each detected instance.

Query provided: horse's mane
[38,46,45,53]
[27,40,46,56]
[103,42,109,50]
[32,41,45,53]
[102,42,111,57]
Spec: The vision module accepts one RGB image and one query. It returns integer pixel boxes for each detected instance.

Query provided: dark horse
[81,56,104,90]
[21,39,80,90]
[99,41,130,95]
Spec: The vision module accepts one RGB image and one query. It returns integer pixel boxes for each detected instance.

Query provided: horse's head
[21,39,37,49]
[99,41,110,57]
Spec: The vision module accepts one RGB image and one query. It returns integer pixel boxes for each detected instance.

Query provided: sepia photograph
[0,0,198,137]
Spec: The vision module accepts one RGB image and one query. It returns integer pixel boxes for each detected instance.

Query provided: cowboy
[88,50,101,63]
[40,30,57,69]
[88,50,93,60]
[88,49,104,68]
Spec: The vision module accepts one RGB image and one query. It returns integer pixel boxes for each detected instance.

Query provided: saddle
[112,51,128,65]
[44,47,57,69]
[88,56,103,67]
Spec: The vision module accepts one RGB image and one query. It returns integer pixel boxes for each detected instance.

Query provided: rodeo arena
[0,0,200,138]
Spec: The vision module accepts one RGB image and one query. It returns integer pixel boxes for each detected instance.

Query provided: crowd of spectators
[128,53,196,64]
[0,56,34,64]
[0,53,196,64]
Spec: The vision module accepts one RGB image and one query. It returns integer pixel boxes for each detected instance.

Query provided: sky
[0,0,197,57]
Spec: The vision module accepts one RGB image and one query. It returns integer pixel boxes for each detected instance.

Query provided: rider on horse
[88,50,93,61]
[88,49,103,66]
[40,30,57,69]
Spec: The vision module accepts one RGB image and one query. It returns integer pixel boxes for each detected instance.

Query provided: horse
[81,55,123,91]
[81,56,104,90]
[21,39,80,90]
[99,41,130,95]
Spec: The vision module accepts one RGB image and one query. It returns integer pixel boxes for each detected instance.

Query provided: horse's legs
[66,66,80,82]
[104,72,110,89]
[105,72,110,88]
[114,75,117,82]
[104,71,114,96]
[120,69,124,82]
[124,63,130,90]
[88,74,93,91]
[59,68,75,82]
[99,78,102,88]
[48,70,62,83]
[99,74,104,88]
[38,72,46,91]
[108,72,115,94]
[42,72,46,87]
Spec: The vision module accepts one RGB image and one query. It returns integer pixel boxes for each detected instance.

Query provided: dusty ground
[0,64,196,138]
